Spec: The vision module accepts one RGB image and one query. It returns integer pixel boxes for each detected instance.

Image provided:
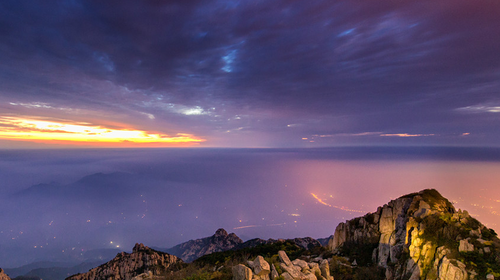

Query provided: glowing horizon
[0,116,206,147]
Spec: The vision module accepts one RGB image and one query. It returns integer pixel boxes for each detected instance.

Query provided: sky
[1,0,500,148]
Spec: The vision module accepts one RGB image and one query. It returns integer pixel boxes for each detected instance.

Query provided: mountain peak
[165,229,243,262]
[0,269,11,280]
[215,228,228,237]
[132,243,148,253]
[328,188,500,279]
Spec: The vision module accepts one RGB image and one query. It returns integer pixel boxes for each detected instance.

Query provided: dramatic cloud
[1,0,500,147]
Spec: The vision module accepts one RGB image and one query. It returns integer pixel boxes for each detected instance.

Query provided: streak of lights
[380,133,435,137]
[0,116,205,145]
[310,193,365,213]
[233,225,262,229]
[233,223,285,230]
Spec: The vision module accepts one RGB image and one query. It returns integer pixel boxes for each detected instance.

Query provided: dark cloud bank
[1,0,500,147]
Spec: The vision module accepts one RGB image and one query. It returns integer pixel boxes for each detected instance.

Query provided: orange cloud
[0,116,206,147]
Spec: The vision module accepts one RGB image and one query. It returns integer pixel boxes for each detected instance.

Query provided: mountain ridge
[328,188,500,280]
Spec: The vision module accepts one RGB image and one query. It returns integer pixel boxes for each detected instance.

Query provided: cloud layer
[1,0,500,147]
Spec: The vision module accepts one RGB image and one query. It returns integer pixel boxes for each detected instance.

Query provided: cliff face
[166,228,243,262]
[328,189,500,280]
[65,244,182,280]
[0,269,12,280]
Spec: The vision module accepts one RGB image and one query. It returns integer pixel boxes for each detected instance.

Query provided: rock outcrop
[165,228,322,262]
[0,269,11,280]
[328,189,500,280]
[166,228,243,262]
[66,244,182,280]
[232,250,333,280]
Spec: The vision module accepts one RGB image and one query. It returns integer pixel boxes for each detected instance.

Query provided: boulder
[253,256,270,276]
[437,257,468,280]
[278,250,292,266]
[280,263,302,279]
[459,239,474,252]
[270,264,279,280]
[303,272,318,280]
[131,271,153,280]
[233,264,253,280]
[248,261,255,269]
[292,259,308,270]
[281,272,294,280]
[319,260,331,280]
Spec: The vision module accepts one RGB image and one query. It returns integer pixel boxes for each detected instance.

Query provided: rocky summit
[0,269,11,280]
[65,243,182,280]
[166,228,243,262]
[327,189,500,280]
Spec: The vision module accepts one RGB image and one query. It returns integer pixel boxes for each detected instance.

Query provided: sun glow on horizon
[0,116,206,146]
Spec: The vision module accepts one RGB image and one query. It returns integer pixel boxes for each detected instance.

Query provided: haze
[1,147,500,267]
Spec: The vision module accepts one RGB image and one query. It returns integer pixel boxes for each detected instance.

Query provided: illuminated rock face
[328,189,500,280]
[0,268,12,280]
[66,244,182,280]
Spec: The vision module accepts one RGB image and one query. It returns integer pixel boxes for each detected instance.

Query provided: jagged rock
[233,264,253,280]
[252,256,270,276]
[303,272,318,280]
[0,268,11,280]
[319,260,332,280]
[281,272,294,280]
[459,239,474,252]
[308,262,319,269]
[248,261,255,269]
[278,251,292,267]
[167,228,243,262]
[66,243,182,280]
[292,259,308,270]
[280,263,302,279]
[438,257,467,280]
[270,264,279,280]
[328,189,500,280]
[253,274,270,280]
[131,271,153,280]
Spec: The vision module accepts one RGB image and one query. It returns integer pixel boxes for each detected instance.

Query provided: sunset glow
[0,116,205,146]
